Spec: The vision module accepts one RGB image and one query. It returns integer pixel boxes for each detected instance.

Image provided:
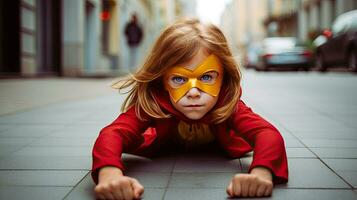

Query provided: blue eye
[200,74,212,81]
[172,76,186,84]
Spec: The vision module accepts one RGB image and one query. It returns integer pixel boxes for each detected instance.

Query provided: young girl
[92,18,288,200]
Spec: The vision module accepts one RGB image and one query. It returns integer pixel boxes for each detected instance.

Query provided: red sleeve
[232,100,288,184]
[91,106,152,184]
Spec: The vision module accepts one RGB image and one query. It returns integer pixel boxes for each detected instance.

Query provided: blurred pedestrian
[124,13,143,71]
[93,18,288,200]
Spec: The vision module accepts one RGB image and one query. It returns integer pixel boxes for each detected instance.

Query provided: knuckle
[102,184,111,192]
[266,181,273,188]
[233,174,241,180]
[94,185,102,193]
[121,178,131,186]
[252,175,259,182]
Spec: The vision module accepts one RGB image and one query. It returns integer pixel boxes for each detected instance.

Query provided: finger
[264,185,273,196]
[248,181,258,197]
[94,186,105,199]
[232,176,242,197]
[96,185,116,200]
[226,182,233,197]
[111,186,123,200]
[131,178,144,199]
[241,177,250,197]
[256,184,266,197]
[103,192,116,200]
[121,182,134,200]
[95,192,106,200]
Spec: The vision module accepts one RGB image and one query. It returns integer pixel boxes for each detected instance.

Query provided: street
[0,70,356,199]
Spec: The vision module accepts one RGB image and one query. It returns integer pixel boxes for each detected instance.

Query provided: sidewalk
[0,71,356,200]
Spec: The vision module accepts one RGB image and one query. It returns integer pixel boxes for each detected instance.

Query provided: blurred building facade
[0,0,196,77]
[220,0,357,62]
[262,0,357,42]
[221,0,269,60]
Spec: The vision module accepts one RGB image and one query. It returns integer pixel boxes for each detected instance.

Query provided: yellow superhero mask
[164,54,223,102]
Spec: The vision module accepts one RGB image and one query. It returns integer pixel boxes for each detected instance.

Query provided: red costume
[92,89,289,184]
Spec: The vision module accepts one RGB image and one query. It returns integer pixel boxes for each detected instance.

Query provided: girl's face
[164,49,223,120]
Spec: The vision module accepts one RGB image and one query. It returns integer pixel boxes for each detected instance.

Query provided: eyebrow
[175,54,216,72]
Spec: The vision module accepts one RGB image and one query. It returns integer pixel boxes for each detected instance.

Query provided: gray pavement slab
[0,144,27,157]
[0,186,72,200]
[0,156,91,170]
[168,172,232,188]
[173,153,241,172]
[163,188,228,200]
[0,170,88,186]
[310,148,357,158]
[286,148,316,158]
[11,146,92,157]
[122,154,176,172]
[300,139,357,148]
[241,157,350,189]
[323,159,357,188]
[232,189,357,200]
[125,171,171,188]
[0,124,64,138]
[284,138,305,147]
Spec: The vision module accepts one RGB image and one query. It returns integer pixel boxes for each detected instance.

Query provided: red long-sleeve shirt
[92,90,288,184]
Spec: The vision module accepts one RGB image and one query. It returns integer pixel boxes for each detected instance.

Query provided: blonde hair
[115,18,241,124]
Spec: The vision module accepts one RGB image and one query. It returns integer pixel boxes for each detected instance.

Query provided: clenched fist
[226,167,273,197]
[95,166,144,200]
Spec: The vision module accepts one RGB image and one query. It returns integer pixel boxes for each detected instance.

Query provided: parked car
[256,37,313,71]
[244,42,262,69]
[314,10,357,72]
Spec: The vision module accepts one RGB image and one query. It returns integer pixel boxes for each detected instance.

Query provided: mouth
[185,105,203,108]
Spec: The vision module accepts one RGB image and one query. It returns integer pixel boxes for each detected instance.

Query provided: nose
[186,87,201,99]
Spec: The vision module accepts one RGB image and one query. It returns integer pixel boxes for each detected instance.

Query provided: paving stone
[323,159,357,188]
[293,129,357,140]
[47,129,100,139]
[28,138,95,147]
[122,154,175,172]
[169,172,232,188]
[0,138,36,145]
[12,146,92,157]
[229,189,357,200]
[0,186,72,200]
[125,171,171,188]
[0,111,87,124]
[0,144,27,157]
[300,139,357,148]
[310,148,357,158]
[241,157,350,188]
[0,125,13,133]
[331,114,357,128]
[173,153,241,173]
[0,124,63,138]
[284,138,305,147]
[0,156,91,170]
[286,148,316,158]
[163,188,228,200]
[0,170,88,186]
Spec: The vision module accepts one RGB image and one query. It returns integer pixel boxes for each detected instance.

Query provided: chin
[184,113,205,120]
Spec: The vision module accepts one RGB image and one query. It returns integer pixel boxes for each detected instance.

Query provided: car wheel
[315,53,326,72]
[348,50,357,72]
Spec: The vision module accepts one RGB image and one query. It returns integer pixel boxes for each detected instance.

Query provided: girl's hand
[226,167,273,198]
[95,166,144,200]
